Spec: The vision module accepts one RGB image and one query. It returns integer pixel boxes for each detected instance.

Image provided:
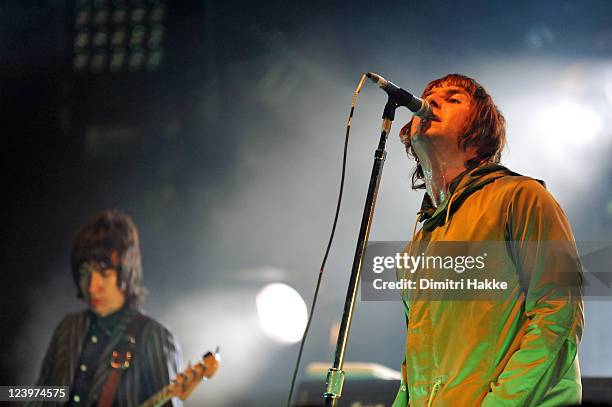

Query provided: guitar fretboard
[138,388,170,407]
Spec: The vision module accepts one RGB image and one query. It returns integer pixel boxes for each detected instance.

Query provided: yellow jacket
[393,164,583,407]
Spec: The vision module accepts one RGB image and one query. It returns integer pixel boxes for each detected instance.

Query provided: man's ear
[78,272,90,300]
[111,251,120,267]
[110,251,127,292]
[400,120,413,144]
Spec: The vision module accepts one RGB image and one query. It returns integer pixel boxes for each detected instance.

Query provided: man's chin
[90,307,103,315]
[89,301,107,316]
[411,132,436,146]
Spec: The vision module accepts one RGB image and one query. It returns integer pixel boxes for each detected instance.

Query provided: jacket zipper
[426,378,442,407]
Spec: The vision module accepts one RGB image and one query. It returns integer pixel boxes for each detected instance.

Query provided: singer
[393,74,583,406]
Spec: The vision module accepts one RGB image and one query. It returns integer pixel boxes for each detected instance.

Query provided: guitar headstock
[167,348,220,401]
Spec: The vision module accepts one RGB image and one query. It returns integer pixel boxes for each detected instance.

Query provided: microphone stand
[323,99,399,406]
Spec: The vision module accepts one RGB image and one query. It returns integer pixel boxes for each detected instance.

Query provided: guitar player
[28,209,183,407]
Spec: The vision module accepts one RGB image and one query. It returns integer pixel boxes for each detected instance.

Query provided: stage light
[91,52,107,73]
[93,30,108,48]
[256,283,308,344]
[72,0,166,74]
[148,25,164,48]
[93,8,109,25]
[74,31,89,49]
[74,52,89,71]
[604,70,612,109]
[110,50,126,72]
[110,30,126,47]
[128,51,144,71]
[150,5,165,23]
[146,50,163,71]
[129,25,146,48]
[112,8,128,24]
[131,8,146,24]
[75,10,90,27]
[535,101,603,147]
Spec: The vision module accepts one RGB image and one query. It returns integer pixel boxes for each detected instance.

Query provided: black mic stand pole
[323,98,399,406]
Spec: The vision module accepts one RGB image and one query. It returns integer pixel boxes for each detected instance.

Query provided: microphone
[366,72,431,118]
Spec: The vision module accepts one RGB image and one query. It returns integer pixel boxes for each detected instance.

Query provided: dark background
[3,1,612,405]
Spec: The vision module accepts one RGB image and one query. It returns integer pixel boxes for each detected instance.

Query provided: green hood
[418,163,544,232]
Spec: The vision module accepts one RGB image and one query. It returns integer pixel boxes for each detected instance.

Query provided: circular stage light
[256,283,308,344]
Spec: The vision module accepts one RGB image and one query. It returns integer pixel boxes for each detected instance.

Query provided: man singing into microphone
[393,74,583,406]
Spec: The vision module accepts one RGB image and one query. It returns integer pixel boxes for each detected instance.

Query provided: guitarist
[28,210,183,406]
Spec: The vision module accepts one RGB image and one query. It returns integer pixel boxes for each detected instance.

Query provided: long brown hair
[71,209,146,307]
[400,73,506,189]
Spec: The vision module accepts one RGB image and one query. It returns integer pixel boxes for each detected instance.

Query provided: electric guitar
[138,348,220,407]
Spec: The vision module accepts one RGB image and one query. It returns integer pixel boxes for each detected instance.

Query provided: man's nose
[88,272,103,293]
[427,96,441,109]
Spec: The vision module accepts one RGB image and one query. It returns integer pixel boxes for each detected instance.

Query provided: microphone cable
[286,73,368,407]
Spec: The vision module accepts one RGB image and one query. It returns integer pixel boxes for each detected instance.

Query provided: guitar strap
[98,313,147,407]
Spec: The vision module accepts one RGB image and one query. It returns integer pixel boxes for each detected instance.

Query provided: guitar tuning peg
[203,346,221,360]
[214,346,221,362]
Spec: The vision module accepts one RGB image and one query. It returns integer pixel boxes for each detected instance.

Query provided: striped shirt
[28,308,183,407]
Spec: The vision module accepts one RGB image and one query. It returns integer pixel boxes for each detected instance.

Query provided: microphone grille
[415,98,431,118]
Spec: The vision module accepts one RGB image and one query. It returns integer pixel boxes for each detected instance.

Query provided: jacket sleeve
[482,180,583,406]
[34,323,60,386]
[25,316,72,407]
[139,322,184,407]
[392,309,410,407]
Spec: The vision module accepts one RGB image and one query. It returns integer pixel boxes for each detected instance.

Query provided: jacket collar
[416,163,533,232]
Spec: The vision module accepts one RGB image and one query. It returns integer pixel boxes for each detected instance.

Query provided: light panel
[72,0,166,74]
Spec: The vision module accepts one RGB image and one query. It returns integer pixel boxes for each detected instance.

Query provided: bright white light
[256,283,308,344]
[535,101,603,147]
[605,70,612,109]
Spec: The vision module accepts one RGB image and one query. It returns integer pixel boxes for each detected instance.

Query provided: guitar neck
[138,387,171,407]
[137,349,220,407]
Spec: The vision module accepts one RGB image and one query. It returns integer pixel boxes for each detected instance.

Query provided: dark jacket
[29,308,182,407]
